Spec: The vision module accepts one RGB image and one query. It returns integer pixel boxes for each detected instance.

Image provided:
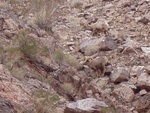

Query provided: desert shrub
[65,54,81,69]
[32,89,60,113]
[31,0,65,32]
[53,48,65,65]
[15,29,38,58]
[61,82,75,94]
[100,107,118,113]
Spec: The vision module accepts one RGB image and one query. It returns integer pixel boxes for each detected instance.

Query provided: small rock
[111,67,130,83]
[112,84,135,102]
[92,77,109,89]
[130,66,144,77]
[72,75,81,87]
[137,73,150,91]
[137,14,150,25]
[86,90,93,97]
[139,89,147,96]
[0,17,4,31]
[64,98,108,113]
[133,93,150,112]
[145,65,150,74]
[141,46,150,54]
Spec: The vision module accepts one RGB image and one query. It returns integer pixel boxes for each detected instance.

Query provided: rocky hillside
[0,0,150,113]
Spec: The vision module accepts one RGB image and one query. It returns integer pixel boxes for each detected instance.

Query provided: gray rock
[112,84,135,102]
[79,36,116,55]
[0,98,17,113]
[130,66,144,77]
[137,73,150,91]
[111,67,130,83]
[139,89,147,96]
[141,46,150,54]
[64,98,108,113]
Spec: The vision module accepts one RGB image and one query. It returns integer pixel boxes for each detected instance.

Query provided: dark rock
[0,17,5,31]
[64,98,108,113]
[137,14,150,25]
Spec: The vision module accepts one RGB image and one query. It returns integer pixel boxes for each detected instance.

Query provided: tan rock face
[0,64,33,110]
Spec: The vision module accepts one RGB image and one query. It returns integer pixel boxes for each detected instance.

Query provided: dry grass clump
[53,48,81,69]
[31,0,66,32]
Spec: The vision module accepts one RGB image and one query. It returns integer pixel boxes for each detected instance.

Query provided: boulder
[137,73,150,91]
[112,84,135,102]
[64,98,108,113]
[111,67,130,83]
[133,93,150,112]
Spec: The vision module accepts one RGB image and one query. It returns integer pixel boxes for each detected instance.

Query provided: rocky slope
[0,0,150,113]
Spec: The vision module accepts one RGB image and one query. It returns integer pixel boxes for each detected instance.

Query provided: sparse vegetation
[65,54,81,69]
[53,48,81,69]
[53,48,65,65]
[100,107,118,113]
[61,82,75,94]
[15,29,38,58]
[32,89,60,113]
[31,0,65,32]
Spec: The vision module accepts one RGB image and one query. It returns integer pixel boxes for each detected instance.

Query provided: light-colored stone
[137,73,150,91]
[64,98,108,113]
[130,66,144,77]
[139,89,147,96]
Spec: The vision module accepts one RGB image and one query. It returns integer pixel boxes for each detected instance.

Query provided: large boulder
[64,98,108,113]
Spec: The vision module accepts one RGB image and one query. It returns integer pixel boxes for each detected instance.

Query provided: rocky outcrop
[0,0,150,113]
[0,98,17,113]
